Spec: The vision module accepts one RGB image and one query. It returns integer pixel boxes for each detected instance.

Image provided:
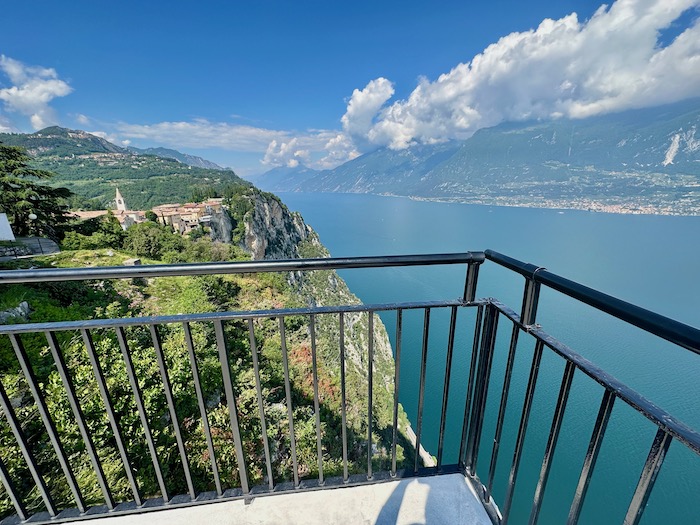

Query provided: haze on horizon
[1,0,699,175]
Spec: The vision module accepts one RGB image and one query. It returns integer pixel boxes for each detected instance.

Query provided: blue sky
[1,0,699,174]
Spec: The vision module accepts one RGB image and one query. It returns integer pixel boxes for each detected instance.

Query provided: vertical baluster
[183,322,222,496]
[465,304,499,474]
[247,319,274,490]
[622,429,672,525]
[367,312,374,480]
[9,333,85,512]
[150,325,195,499]
[45,331,114,509]
[81,328,141,505]
[391,309,403,477]
[437,306,458,471]
[529,361,576,525]
[309,315,324,485]
[0,453,27,520]
[502,340,544,524]
[214,320,249,494]
[486,323,520,496]
[279,318,299,488]
[459,304,483,470]
[115,327,169,502]
[339,313,349,483]
[414,308,431,473]
[566,390,615,524]
[0,378,56,516]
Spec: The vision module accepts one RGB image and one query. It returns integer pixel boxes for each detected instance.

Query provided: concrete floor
[99,474,492,525]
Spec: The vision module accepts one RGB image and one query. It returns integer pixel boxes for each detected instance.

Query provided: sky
[1,0,699,175]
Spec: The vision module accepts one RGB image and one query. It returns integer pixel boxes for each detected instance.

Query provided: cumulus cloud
[0,55,73,130]
[262,138,311,167]
[317,133,361,169]
[341,77,395,143]
[351,0,700,149]
[116,118,343,168]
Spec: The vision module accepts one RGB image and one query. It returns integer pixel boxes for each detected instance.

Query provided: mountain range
[249,98,700,214]
[127,145,225,170]
[3,98,700,215]
[0,126,246,210]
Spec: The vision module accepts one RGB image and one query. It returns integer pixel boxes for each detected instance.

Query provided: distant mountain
[297,142,461,194]
[243,164,320,192]
[0,126,127,156]
[0,126,247,210]
[294,98,700,214]
[128,146,225,170]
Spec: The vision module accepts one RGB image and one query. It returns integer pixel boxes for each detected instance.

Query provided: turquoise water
[280,192,700,524]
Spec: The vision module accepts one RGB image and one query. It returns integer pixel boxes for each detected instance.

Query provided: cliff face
[238,190,401,453]
[242,193,312,260]
[208,209,233,244]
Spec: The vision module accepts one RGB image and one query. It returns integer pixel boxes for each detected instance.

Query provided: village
[71,188,226,234]
[0,188,227,257]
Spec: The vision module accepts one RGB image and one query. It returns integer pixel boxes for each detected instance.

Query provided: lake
[279,192,700,524]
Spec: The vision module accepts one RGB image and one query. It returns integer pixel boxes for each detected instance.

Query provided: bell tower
[115,188,127,212]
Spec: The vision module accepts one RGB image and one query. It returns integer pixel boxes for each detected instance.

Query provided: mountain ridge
[278,98,700,214]
[0,126,247,210]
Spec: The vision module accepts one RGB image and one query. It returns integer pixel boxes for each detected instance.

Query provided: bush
[123,222,184,259]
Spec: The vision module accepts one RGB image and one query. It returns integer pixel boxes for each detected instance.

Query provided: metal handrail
[485,249,700,355]
[0,252,485,283]
[1,249,700,525]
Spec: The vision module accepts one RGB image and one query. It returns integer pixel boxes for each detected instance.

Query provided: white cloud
[349,0,700,149]
[114,118,350,169]
[0,55,73,130]
[318,133,361,169]
[76,113,90,125]
[117,119,289,152]
[262,138,311,167]
[341,77,394,143]
[0,114,19,133]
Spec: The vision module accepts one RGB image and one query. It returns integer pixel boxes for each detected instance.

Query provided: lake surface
[279,192,700,524]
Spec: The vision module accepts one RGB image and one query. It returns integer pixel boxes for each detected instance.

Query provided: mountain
[0,126,127,156]
[128,146,225,170]
[298,141,461,194]
[0,127,247,210]
[292,98,700,214]
[243,164,320,192]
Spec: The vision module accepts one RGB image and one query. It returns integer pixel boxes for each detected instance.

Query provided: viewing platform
[0,251,698,524]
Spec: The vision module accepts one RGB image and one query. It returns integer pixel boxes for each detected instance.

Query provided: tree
[0,144,72,239]
[123,221,184,259]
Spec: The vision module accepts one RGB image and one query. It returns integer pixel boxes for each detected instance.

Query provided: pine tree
[0,143,72,239]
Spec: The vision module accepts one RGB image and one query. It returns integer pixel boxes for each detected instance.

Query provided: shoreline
[404,423,436,468]
[276,190,700,217]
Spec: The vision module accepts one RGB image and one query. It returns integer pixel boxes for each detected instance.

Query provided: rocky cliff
[235,189,404,460]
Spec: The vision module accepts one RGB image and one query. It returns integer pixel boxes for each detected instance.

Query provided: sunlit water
[279,192,700,524]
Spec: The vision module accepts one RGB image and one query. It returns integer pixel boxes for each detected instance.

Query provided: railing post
[465,302,499,475]
[463,260,482,302]
[521,268,544,326]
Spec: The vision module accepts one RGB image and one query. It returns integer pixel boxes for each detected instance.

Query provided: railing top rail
[490,299,700,455]
[0,252,485,284]
[0,298,480,335]
[485,249,700,355]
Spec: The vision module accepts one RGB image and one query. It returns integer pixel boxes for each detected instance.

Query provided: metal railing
[0,251,698,524]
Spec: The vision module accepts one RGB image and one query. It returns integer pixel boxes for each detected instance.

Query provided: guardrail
[0,251,698,524]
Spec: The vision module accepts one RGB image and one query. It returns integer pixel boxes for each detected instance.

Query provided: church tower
[115,188,127,212]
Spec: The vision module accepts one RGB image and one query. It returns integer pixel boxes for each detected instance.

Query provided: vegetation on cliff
[0,190,413,518]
